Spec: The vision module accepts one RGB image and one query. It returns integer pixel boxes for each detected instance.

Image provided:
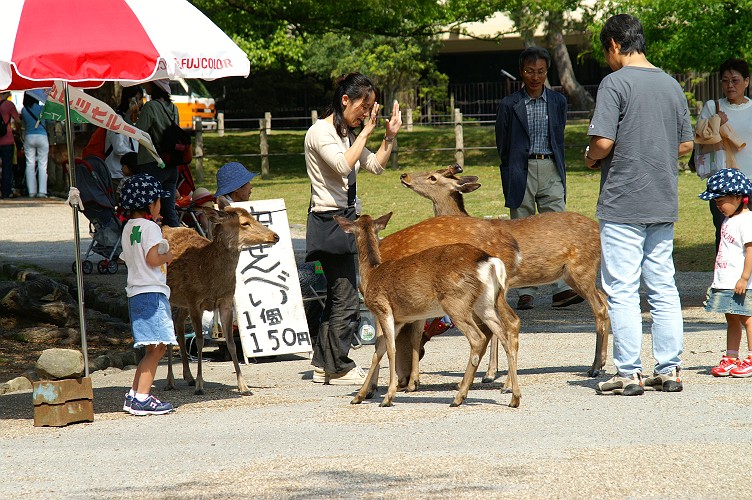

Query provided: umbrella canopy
[0,0,250,88]
[0,0,251,375]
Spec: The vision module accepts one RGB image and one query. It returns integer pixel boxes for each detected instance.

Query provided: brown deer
[335,213,522,408]
[163,207,280,395]
[399,164,609,383]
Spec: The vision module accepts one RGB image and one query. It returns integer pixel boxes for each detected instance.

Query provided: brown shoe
[552,290,585,308]
[516,294,534,310]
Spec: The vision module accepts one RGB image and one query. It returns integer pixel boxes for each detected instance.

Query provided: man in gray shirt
[585,14,694,396]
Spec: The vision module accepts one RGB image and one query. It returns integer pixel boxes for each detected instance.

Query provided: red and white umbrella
[0,0,251,375]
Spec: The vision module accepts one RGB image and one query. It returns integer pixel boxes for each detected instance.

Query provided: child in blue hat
[119,173,178,415]
[700,168,752,377]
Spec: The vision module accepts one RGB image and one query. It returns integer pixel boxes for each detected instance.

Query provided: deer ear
[334,215,355,233]
[373,212,393,232]
[457,182,481,193]
[449,163,463,174]
[203,207,224,223]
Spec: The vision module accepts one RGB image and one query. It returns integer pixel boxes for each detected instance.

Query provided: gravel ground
[1,198,749,498]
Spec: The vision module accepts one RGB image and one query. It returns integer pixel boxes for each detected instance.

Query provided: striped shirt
[524,88,552,155]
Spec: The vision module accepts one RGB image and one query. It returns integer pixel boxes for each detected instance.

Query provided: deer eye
[428,175,437,182]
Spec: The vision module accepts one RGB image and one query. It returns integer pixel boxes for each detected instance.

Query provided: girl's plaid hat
[698,168,752,200]
[120,173,171,210]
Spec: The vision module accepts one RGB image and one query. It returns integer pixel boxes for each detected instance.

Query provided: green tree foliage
[594,0,752,72]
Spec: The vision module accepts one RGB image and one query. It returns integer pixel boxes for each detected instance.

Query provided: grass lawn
[195,120,713,272]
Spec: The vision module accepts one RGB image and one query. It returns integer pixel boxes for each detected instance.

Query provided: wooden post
[259,118,269,177]
[193,117,204,183]
[264,111,272,133]
[311,109,318,124]
[390,137,398,170]
[449,94,455,122]
[454,108,464,168]
[406,108,413,132]
[217,112,224,137]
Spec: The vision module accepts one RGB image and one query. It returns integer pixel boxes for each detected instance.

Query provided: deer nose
[400,173,407,180]
[273,233,280,243]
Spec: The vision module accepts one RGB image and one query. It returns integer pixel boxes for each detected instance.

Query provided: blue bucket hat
[698,168,752,200]
[120,173,171,210]
[215,162,258,197]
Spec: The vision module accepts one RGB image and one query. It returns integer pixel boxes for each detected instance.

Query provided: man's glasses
[522,68,547,77]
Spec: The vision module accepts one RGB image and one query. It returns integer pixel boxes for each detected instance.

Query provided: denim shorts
[128,292,177,347]
[704,288,752,316]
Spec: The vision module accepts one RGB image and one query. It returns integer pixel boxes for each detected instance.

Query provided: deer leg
[564,274,610,377]
[482,336,500,383]
[394,324,414,389]
[406,321,423,392]
[221,302,251,395]
[188,308,206,395]
[379,317,399,407]
[448,317,488,407]
[352,323,386,404]
[493,300,522,408]
[167,308,193,390]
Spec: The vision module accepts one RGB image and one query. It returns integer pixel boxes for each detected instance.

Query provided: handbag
[305,206,357,262]
[694,100,730,179]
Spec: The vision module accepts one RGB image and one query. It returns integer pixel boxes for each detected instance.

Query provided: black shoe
[516,294,534,310]
[552,290,585,308]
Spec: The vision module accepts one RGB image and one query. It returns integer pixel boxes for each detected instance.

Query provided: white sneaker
[312,366,326,383]
[327,365,367,386]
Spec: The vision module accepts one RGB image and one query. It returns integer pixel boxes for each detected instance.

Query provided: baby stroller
[68,155,123,275]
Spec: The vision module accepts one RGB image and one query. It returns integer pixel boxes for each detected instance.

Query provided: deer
[398,163,609,384]
[335,212,522,408]
[162,206,280,395]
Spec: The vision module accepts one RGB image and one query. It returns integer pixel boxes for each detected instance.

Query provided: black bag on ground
[156,102,192,167]
[305,207,357,262]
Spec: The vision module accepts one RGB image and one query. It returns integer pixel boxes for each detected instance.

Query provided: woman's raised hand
[362,101,380,136]
[385,100,402,139]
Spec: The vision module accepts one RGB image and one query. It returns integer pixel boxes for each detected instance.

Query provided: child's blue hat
[699,168,752,200]
[120,173,170,210]
[215,162,258,197]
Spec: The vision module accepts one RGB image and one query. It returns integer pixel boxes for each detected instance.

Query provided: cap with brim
[215,162,258,197]
[120,173,171,210]
[698,168,752,200]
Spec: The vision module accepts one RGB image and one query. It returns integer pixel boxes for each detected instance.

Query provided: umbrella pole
[63,81,89,377]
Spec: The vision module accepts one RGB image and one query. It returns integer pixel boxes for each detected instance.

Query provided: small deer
[335,212,521,408]
[399,164,609,382]
[163,207,279,395]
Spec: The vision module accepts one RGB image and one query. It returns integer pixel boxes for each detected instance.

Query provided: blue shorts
[705,288,752,316]
[128,292,178,347]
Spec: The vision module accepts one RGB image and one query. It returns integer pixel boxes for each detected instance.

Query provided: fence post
[311,109,318,124]
[390,136,399,170]
[264,111,272,133]
[259,118,269,177]
[406,108,413,132]
[449,94,455,120]
[454,108,464,168]
[217,112,224,137]
[193,117,204,183]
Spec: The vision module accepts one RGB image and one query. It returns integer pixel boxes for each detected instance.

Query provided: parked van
[169,78,217,130]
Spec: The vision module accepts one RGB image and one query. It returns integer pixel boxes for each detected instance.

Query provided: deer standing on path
[399,164,609,383]
[163,207,279,395]
[335,213,522,408]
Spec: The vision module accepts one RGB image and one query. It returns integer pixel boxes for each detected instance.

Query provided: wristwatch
[585,145,594,160]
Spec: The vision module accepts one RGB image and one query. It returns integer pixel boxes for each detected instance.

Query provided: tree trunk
[545,12,595,112]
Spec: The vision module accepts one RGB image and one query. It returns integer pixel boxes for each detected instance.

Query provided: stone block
[37,348,84,379]
[32,377,94,427]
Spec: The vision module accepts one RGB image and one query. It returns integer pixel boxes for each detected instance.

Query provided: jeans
[312,253,360,374]
[24,133,49,196]
[599,221,683,376]
[0,144,14,198]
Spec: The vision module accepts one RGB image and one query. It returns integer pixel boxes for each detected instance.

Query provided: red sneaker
[711,356,739,377]
[730,356,752,378]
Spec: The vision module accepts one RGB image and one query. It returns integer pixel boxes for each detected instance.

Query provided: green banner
[41,100,89,123]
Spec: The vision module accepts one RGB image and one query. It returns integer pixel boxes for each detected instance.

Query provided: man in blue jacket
[495,46,582,310]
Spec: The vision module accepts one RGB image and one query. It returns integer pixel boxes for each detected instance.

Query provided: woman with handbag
[698,58,752,252]
[304,72,402,385]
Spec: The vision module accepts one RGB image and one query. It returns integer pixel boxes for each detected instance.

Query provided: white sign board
[232,199,313,362]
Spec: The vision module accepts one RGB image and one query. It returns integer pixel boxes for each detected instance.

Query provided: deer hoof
[351,395,364,405]
[365,386,377,399]
[163,384,175,391]
[481,375,495,384]
[405,381,419,392]
[509,395,521,408]
[194,388,205,396]
[588,368,601,378]
[379,400,394,407]
[238,389,253,396]
[449,400,462,408]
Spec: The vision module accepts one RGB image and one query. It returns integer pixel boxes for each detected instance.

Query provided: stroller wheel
[82,260,94,274]
[97,260,109,274]
[107,260,119,274]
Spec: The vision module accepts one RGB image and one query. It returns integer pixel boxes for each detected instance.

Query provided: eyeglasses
[721,77,745,86]
[522,68,547,77]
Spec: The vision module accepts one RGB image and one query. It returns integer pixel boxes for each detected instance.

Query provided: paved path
[1,198,748,498]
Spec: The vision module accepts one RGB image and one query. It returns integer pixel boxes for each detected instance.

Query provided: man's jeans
[599,221,683,376]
